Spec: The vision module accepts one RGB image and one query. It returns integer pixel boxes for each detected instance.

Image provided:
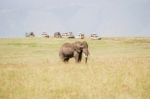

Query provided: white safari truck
[90,33,101,40]
[76,32,85,39]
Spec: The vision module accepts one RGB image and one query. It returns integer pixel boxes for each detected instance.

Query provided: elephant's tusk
[83,53,88,58]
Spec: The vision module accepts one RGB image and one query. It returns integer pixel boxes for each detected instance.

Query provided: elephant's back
[61,43,73,50]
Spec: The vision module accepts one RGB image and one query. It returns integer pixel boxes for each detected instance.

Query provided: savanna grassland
[0,37,150,99]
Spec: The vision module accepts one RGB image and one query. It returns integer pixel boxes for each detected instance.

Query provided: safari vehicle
[41,32,49,38]
[54,32,62,38]
[25,32,35,37]
[90,33,101,40]
[61,32,75,38]
[76,32,85,39]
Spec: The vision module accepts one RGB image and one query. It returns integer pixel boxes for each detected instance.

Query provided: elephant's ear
[73,41,83,53]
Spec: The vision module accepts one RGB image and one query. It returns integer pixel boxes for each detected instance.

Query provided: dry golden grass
[0,37,150,99]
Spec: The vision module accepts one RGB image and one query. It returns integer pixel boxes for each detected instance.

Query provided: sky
[0,0,150,37]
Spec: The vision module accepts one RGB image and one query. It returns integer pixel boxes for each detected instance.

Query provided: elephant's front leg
[74,51,82,63]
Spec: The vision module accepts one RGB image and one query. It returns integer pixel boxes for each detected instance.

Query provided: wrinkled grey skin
[59,41,89,63]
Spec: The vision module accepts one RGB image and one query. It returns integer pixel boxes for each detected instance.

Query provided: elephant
[59,41,89,63]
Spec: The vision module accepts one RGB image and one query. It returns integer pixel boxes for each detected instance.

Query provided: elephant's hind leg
[64,57,70,63]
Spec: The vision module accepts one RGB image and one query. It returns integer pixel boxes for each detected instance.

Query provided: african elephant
[59,41,89,63]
